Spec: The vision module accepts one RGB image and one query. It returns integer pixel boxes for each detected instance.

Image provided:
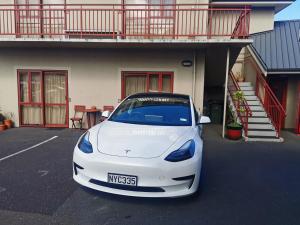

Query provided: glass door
[44,71,68,127]
[18,71,43,126]
[148,0,176,38]
[15,0,42,38]
[18,70,68,127]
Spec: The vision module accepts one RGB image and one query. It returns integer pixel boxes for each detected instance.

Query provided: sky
[275,0,300,21]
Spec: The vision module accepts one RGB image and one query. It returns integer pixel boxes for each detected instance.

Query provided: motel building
[0,0,298,141]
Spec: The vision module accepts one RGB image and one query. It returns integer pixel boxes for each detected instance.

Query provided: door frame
[297,81,300,134]
[17,69,69,128]
[121,71,174,99]
[267,76,288,128]
[17,70,44,127]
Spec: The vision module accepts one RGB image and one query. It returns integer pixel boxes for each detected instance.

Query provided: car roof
[128,92,190,100]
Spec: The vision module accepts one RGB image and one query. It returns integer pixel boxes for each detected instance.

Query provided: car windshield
[109,95,192,126]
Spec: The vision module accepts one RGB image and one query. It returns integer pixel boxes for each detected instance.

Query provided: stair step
[248,117,270,123]
[248,130,277,137]
[247,100,261,106]
[252,111,267,117]
[244,95,258,101]
[248,123,274,129]
[240,86,254,91]
[246,136,283,142]
[249,105,264,111]
[242,90,255,96]
[238,82,252,87]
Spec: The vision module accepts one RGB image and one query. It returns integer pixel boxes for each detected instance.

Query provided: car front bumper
[73,147,202,198]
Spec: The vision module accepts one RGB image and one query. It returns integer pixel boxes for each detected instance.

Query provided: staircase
[238,82,283,142]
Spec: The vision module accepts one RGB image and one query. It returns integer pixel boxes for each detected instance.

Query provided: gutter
[267,71,300,75]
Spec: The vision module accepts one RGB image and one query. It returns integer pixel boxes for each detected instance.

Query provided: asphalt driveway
[0,126,299,225]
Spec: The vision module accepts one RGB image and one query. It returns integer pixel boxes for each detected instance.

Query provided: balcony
[0,4,251,42]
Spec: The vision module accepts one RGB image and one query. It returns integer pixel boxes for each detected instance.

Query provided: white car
[73,93,210,197]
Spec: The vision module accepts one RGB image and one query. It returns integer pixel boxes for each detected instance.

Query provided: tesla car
[73,93,210,197]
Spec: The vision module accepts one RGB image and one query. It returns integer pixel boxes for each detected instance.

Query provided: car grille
[89,179,165,193]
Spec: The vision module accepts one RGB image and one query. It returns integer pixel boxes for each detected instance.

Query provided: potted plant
[0,108,6,131]
[4,112,14,129]
[226,91,245,140]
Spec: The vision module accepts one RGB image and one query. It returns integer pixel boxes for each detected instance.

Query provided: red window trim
[121,71,174,99]
[17,69,69,128]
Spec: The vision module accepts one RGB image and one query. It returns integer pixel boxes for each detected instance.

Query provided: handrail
[256,72,286,114]
[228,71,252,136]
[246,57,286,137]
[255,72,286,137]
[231,6,250,39]
[0,4,251,39]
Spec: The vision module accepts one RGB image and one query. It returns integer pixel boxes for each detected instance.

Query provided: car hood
[96,121,192,158]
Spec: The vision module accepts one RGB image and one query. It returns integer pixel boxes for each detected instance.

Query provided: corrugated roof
[250,20,300,72]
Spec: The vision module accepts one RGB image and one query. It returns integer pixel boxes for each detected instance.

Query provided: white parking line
[0,136,58,162]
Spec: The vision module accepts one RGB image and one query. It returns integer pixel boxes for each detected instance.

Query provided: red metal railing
[245,58,286,137]
[231,6,250,39]
[255,71,286,137]
[228,71,252,136]
[0,4,251,39]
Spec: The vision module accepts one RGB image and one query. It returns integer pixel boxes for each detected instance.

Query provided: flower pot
[0,124,7,131]
[226,125,243,140]
[4,119,13,129]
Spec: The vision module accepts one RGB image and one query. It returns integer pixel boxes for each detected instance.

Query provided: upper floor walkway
[0,3,251,43]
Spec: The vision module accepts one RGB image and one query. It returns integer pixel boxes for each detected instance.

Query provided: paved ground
[0,126,299,225]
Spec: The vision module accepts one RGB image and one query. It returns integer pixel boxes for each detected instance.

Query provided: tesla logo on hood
[124,150,131,155]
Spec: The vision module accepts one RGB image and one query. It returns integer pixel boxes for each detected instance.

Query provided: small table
[84,108,102,129]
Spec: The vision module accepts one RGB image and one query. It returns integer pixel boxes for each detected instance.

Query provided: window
[109,95,191,126]
[148,0,176,18]
[122,72,174,98]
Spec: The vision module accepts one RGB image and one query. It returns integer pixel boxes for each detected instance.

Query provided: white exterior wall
[249,8,274,34]
[0,48,205,128]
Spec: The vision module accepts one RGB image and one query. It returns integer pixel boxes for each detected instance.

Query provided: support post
[222,48,230,138]
[192,50,196,100]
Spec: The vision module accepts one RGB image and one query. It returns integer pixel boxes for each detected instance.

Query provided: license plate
[107,173,138,186]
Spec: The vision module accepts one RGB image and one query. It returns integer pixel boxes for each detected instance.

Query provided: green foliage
[227,90,246,127]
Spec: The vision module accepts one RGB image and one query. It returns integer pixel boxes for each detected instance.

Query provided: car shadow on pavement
[80,185,201,205]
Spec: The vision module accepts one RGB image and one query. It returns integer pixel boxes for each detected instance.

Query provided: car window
[109,96,192,126]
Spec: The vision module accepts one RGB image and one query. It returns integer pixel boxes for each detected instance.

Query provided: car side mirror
[102,110,111,118]
[197,116,211,125]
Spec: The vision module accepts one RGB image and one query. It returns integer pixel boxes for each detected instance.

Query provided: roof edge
[247,45,268,72]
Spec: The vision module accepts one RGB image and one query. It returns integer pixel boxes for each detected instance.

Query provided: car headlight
[78,131,93,153]
[165,140,195,162]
